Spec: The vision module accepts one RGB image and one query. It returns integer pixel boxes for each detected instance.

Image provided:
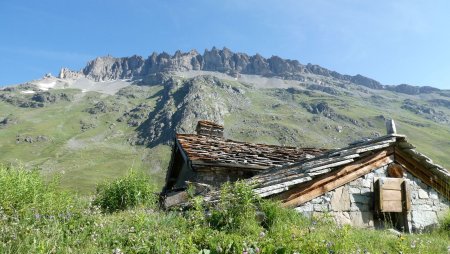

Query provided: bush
[207,181,261,233]
[0,165,76,217]
[93,170,157,212]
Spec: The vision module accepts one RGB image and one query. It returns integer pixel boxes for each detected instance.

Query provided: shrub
[0,165,76,217]
[207,181,261,233]
[93,170,157,212]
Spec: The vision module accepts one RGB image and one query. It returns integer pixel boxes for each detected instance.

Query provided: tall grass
[0,165,448,253]
[93,170,157,212]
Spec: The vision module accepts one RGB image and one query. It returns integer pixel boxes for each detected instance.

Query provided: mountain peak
[60,48,441,94]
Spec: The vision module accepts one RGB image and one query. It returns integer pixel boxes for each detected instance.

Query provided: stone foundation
[295,164,450,232]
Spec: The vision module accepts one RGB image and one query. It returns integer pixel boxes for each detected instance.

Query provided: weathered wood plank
[380,178,403,190]
[280,150,392,201]
[281,154,394,208]
[254,159,354,189]
[395,150,450,200]
[382,200,403,212]
[401,180,411,211]
[397,149,450,184]
[254,176,312,197]
[255,154,360,180]
[374,179,382,211]
[354,143,393,154]
[164,191,189,209]
[382,189,402,201]
[331,137,396,156]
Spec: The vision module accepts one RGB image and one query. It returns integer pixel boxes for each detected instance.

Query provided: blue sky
[1,0,449,89]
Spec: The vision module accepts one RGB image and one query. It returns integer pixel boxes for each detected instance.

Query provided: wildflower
[112,248,123,254]
[326,241,333,248]
[259,231,265,238]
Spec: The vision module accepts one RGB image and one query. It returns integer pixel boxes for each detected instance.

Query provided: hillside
[1,48,449,193]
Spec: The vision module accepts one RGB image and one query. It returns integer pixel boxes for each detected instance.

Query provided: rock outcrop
[58,68,84,79]
[401,99,448,123]
[386,84,440,95]
[46,47,440,95]
[134,75,249,146]
[76,47,387,91]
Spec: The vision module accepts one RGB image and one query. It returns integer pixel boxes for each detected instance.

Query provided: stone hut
[162,120,325,205]
[161,120,450,232]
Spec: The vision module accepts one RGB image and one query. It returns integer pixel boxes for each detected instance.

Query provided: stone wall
[407,172,449,231]
[295,164,449,232]
[194,167,256,187]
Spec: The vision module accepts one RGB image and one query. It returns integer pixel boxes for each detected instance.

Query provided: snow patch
[20,90,36,94]
[36,81,56,91]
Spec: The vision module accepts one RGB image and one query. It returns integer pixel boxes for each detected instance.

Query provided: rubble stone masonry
[295,165,449,232]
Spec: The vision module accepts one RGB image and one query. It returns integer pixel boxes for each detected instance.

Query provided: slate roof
[199,134,450,207]
[176,133,327,169]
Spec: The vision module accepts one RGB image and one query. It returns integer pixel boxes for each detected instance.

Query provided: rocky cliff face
[134,74,249,146]
[80,47,314,82]
[55,47,441,95]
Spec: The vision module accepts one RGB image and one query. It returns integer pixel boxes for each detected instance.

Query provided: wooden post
[401,180,411,233]
[401,181,411,211]
[374,179,383,211]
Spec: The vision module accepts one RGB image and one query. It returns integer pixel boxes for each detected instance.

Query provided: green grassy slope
[0,87,170,193]
[0,74,449,193]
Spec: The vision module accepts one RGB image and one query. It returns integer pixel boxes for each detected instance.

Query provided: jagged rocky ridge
[59,47,441,95]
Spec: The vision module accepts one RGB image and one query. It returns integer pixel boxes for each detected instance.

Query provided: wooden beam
[374,179,382,211]
[277,149,392,202]
[281,154,394,208]
[394,150,450,200]
[395,149,444,182]
[254,158,355,191]
[401,180,411,211]
[254,176,312,198]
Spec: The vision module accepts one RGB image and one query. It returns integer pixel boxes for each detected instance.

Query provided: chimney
[386,119,397,135]
[196,120,224,137]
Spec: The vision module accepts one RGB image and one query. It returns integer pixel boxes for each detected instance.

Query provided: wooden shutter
[374,178,410,213]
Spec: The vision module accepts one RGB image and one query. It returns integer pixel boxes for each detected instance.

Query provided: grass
[93,170,158,212]
[0,87,170,194]
[1,75,450,194]
[0,166,449,253]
